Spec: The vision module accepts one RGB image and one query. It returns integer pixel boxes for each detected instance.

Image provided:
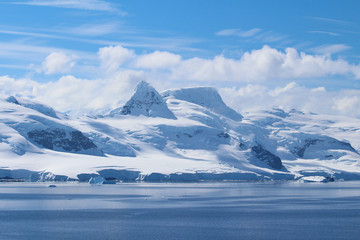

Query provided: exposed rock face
[251,144,283,170]
[27,129,104,156]
[111,81,176,119]
[292,137,358,158]
[296,139,321,158]
[6,96,20,105]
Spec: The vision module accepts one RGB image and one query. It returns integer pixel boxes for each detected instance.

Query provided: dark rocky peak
[111,81,176,119]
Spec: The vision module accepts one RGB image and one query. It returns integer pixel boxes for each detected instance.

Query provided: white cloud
[41,52,76,75]
[269,82,297,96]
[135,51,181,69]
[98,45,135,73]
[0,75,39,98]
[333,96,360,113]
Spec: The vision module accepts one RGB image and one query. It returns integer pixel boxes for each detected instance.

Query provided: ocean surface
[0,181,359,240]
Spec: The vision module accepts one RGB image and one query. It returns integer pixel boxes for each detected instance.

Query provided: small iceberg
[89,176,105,185]
[298,176,335,183]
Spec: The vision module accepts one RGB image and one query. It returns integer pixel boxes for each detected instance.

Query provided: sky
[1,0,360,117]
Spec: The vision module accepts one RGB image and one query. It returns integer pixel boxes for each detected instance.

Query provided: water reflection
[0,181,360,211]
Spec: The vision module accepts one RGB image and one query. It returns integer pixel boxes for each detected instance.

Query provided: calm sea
[0,181,359,240]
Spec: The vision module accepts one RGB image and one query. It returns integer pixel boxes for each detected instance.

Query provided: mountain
[1,81,360,182]
[109,81,176,119]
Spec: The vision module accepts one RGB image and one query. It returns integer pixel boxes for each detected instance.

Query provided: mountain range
[1,81,360,182]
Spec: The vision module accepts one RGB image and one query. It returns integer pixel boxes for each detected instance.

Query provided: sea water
[0,181,359,240]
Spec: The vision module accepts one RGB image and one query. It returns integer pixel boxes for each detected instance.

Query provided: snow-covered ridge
[1,81,360,182]
[6,96,60,119]
[162,87,243,121]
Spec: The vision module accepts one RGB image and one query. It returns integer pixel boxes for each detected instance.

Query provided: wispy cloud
[216,28,262,38]
[254,31,287,43]
[0,24,131,45]
[0,64,31,70]
[309,30,340,36]
[11,0,125,14]
[120,35,202,52]
[0,23,201,52]
[0,42,62,55]
[0,28,67,39]
[311,44,351,55]
[216,28,288,44]
[307,16,351,25]
[66,22,120,36]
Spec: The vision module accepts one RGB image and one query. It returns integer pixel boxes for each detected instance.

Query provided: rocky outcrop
[251,144,283,170]
[27,129,104,156]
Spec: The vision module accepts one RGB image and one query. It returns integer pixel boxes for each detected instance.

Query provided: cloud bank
[220,83,360,117]
[170,46,360,82]
[1,45,360,117]
[96,45,360,82]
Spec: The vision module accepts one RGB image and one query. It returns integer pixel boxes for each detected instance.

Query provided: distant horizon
[0,0,360,117]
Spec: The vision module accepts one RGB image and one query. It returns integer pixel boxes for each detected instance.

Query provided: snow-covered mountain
[109,81,176,119]
[1,82,360,182]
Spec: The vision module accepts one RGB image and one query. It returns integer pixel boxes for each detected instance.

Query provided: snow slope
[0,97,103,157]
[1,82,360,182]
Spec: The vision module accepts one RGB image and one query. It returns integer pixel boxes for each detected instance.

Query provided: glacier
[1,81,360,182]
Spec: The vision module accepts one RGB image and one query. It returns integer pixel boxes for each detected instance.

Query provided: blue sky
[1,0,360,116]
